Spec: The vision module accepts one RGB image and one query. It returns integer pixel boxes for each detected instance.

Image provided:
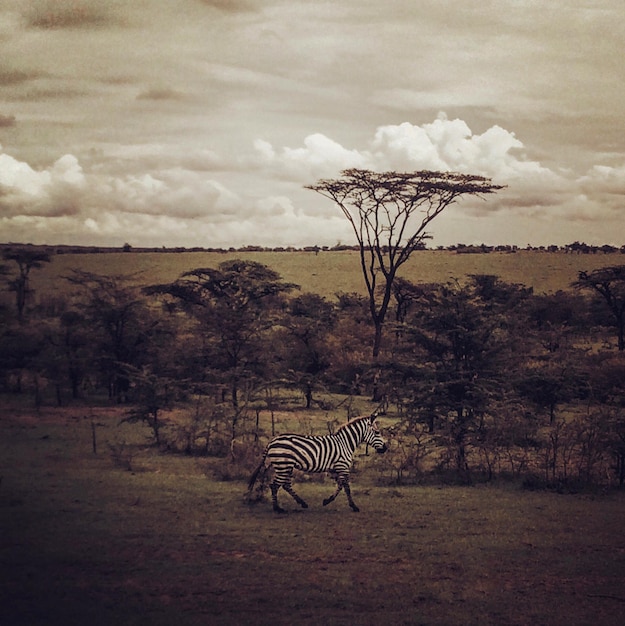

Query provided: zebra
[247,413,388,513]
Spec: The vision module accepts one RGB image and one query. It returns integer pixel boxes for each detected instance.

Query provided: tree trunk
[372,322,383,359]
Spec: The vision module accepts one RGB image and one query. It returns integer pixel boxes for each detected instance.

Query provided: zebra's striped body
[248,414,387,512]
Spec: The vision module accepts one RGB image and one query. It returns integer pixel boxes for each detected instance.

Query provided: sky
[0,0,624,249]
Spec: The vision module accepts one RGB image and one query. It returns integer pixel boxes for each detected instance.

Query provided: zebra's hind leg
[284,483,308,509]
[342,478,359,512]
[270,482,286,513]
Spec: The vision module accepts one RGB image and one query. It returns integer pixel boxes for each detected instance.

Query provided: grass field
[2,403,625,625]
[29,249,623,300]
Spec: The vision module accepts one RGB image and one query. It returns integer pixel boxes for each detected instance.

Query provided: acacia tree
[278,293,336,408]
[306,169,504,358]
[65,270,156,400]
[148,260,298,436]
[2,248,51,322]
[403,278,519,481]
[573,265,625,351]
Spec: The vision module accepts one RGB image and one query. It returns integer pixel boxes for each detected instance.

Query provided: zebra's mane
[336,414,373,432]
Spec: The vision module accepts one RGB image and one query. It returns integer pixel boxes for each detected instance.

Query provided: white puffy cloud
[0,145,241,222]
[250,114,575,221]
[580,164,625,196]
[369,121,449,172]
[101,170,242,219]
[251,133,368,180]
[0,148,86,217]
[254,195,293,217]
[252,113,559,185]
[51,154,85,185]
[1,113,625,249]
[0,151,49,193]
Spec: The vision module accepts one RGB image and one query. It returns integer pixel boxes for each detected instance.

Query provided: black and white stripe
[248,413,388,512]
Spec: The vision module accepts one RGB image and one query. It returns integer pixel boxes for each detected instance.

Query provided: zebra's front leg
[284,483,308,509]
[270,482,286,513]
[322,482,342,507]
[323,471,346,508]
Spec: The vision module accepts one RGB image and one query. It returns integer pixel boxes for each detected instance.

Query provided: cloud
[0,142,247,223]
[196,0,258,12]
[136,87,188,101]
[0,68,43,86]
[11,85,91,101]
[580,164,625,196]
[570,164,625,223]
[251,134,368,180]
[1,112,624,249]
[101,170,242,220]
[0,114,16,127]
[0,138,352,247]
[250,115,625,232]
[0,149,86,217]
[255,195,293,217]
[24,0,125,30]
[252,113,561,186]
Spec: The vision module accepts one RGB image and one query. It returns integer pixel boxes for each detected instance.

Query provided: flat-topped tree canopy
[306,168,505,359]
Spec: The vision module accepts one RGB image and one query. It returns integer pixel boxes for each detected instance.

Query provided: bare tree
[306,169,504,357]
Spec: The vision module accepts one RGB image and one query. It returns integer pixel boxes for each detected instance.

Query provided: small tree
[0,325,46,395]
[402,278,518,481]
[515,362,582,425]
[573,265,625,350]
[64,270,156,401]
[147,260,298,441]
[279,293,336,408]
[2,248,51,321]
[121,366,182,446]
[306,169,504,358]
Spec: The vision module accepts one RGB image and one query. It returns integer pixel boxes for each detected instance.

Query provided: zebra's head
[364,414,388,454]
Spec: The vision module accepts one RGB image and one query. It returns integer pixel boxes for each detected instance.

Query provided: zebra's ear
[369,412,378,423]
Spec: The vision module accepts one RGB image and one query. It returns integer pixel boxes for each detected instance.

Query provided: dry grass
[30,249,623,300]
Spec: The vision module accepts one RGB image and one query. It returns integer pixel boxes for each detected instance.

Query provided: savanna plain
[3,250,625,625]
[28,248,623,298]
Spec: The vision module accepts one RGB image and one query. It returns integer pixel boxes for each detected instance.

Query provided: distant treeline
[1,241,624,256]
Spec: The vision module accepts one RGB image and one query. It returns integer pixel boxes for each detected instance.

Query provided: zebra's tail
[248,447,269,492]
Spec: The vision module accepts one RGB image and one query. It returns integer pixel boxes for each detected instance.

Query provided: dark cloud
[0,113,16,127]
[0,189,82,218]
[136,88,188,101]
[24,1,124,30]
[196,0,258,13]
[11,85,91,101]
[99,74,139,86]
[0,68,44,86]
